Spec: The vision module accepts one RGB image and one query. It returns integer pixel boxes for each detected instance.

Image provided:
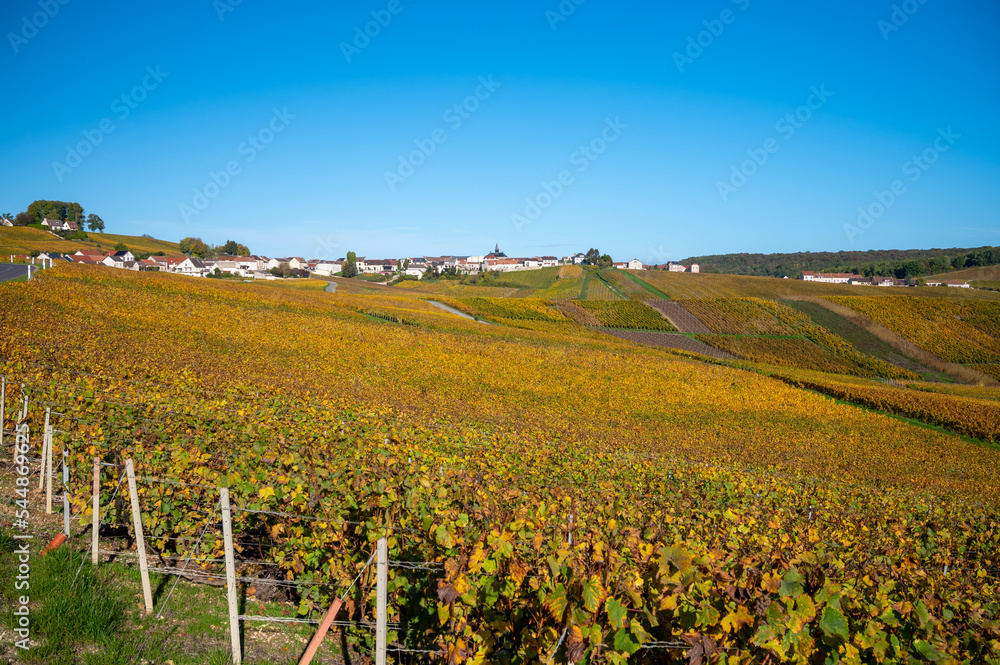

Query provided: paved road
[0,264,30,283]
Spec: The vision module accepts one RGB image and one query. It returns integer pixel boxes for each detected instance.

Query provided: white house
[945,281,970,288]
[1,219,12,227]
[41,218,79,232]
[264,257,287,271]
[802,272,852,283]
[176,257,207,276]
[572,253,586,265]
[288,257,308,270]
[311,262,342,277]
[627,259,643,270]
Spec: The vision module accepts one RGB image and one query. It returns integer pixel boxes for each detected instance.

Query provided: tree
[86,214,105,233]
[1,213,12,222]
[14,212,32,227]
[220,240,240,256]
[598,254,613,267]
[114,242,128,253]
[583,248,601,265]
[342,251,358,278]
[179,237,209,258]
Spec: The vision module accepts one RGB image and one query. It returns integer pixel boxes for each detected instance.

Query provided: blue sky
[1,0,998,262]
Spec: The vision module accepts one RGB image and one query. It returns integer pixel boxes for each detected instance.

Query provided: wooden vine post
[44,410,54,514]
[62,448,70,536]
[376,537,387,665]
[221,487,242,664]
[125,459,154,613]
[37,408,49,492]
[92,457,100,565]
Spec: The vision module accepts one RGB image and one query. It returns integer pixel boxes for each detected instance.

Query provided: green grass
[0,531,343,664]
[615,270,672,300]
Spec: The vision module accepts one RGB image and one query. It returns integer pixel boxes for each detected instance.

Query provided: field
[676,298,919,381]
[825,297,1000,368]
[1,266,999,664]
[0,227,184,257]
[630,269,1000,301]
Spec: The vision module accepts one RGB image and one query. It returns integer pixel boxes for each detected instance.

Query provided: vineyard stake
[38,408,50,492]
[63,448,70,536]
[92,457,100,566]
[126,459,154,613]
[376,537,387,665]
[45,420,54,515]
[221,487,242,664]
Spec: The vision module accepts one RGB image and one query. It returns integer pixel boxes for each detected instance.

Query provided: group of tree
[3,201,105,232]
[341,251,358,278]
[683,246,1000,279]
[179,237,251,258]
[582,248,613,267]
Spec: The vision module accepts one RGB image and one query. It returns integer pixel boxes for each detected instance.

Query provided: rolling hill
[0,227,183,257]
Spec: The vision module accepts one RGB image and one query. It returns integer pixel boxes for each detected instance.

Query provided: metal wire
[131,498,222,665]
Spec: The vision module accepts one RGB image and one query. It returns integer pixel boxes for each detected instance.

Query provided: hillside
[681,245,1000,278]
[1,265,998,663]
[0,227,183,257]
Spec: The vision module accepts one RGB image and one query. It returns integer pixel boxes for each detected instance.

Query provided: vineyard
[825,297,1000,367]
[431,297,567,323]
[574,301,677,331]
[1,266,1000,664]
[678,298,918,381]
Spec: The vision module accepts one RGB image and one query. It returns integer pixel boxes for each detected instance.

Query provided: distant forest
[682,246,1000,279]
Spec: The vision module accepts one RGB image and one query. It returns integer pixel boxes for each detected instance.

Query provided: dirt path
[428,300,482,322]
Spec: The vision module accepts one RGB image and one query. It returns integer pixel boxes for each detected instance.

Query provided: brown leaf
[438,581,460,605]
[725,584,752,603]
[681,634,717,665]
[566,625,586,663]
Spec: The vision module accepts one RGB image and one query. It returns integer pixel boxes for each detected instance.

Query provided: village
[8,246,974,288]
[9,238,705,281]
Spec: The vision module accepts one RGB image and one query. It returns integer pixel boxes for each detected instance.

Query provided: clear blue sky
[2,0,998,262]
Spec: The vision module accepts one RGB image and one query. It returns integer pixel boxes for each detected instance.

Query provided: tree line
[683,246,1000,279]
[3,200,105,232]
[179,238,251,258]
